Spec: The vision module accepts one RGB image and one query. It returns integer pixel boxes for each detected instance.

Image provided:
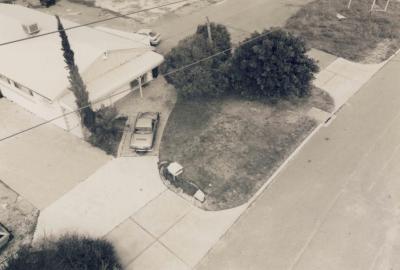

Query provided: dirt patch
[0,181,38,265]
[286,0,400,63]
[160,88,333,210]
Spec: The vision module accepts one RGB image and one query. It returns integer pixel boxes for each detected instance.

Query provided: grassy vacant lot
[286,0,400,63]
[160,88,334,210]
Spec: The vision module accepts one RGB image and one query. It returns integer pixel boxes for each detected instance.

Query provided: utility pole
[206,16,213,44]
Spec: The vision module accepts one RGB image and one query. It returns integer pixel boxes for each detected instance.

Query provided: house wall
[0,67,158,139]
[0,75,79,136]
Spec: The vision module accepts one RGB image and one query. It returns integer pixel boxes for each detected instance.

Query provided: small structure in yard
[160,161,206,203]
[0,4,164,138]
[167,162,184,180]
[194,189,206,203]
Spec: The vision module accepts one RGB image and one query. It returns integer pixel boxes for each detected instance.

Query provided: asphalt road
[151,0,313,53]
[195,52,400,268]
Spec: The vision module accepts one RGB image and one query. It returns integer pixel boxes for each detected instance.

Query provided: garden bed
[286,0,400,63]
[159,88,334,210]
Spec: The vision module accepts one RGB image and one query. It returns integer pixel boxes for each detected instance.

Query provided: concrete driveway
[115,78,177,157]
[0,99,110,209]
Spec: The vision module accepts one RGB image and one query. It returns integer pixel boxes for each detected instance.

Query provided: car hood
[131,133,153,149]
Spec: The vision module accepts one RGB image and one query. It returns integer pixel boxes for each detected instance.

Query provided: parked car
[0,223,11,250]
[137,29,161,46]
[130,112,160,152]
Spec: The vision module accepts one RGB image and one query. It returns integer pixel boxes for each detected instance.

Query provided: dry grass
[286,0,400,62]
[0,181,38,265]
[160,89,333,210]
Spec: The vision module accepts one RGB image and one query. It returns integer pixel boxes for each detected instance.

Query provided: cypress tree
[56,15,95,130]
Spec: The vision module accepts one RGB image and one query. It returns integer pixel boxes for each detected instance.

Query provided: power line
[0,27,272,143]
[0,0,197,46]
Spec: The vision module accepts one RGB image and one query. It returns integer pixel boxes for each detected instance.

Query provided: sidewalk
[314,58,386,110]
[34,157,244,269]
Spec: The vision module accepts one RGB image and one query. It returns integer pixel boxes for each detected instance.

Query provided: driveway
[115,78,177,157]
[0,99,110,209]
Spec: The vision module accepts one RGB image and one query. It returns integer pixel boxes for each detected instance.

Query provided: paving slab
[160,205,246,267]
[307,107,332,124]
[34,157,166,241]
[105,219,155,267]
[314,70,335,89]
[307,48,337,70]
[132,190,193,238]
[326,58,384,82]
[126,242,189,270]
[0,99,110,209]
[314,57,385,110]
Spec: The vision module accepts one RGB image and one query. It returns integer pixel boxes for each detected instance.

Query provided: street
[196,53,400,269]
[151,0,313,53]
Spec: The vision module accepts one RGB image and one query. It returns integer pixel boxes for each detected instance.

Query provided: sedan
[130,112,160,152]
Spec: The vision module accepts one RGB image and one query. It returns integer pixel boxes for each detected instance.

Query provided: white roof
[60,50,164,109]
[0,4,153,101]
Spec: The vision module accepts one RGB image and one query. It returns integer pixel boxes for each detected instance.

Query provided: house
[0,4,164,138]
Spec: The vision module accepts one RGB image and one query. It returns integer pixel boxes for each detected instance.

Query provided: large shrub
[4,234,121,270]
[88,106,127,155]
[230,29,319,99]
[162,23,232,98]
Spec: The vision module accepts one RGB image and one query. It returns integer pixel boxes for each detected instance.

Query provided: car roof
[136,117,152,129]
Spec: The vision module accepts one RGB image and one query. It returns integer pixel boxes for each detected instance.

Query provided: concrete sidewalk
[34,157,244,269]
[34,157,166,240]
[314,58,385,110]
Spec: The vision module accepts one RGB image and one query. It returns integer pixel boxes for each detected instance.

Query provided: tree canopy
[230,29,319,99]
[162,22,232,98]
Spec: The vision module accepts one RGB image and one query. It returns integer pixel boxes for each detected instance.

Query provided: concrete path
[196,48,400,270]
[34,156,244,269]
[314,58,385,110]
[0,99,110,210]
[34,157,165,240]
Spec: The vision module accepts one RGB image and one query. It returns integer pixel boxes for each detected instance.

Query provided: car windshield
[149,32,157,37]
[135,127,152,134]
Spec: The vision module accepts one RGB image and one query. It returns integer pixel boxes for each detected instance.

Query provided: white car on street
[137,29,161,46]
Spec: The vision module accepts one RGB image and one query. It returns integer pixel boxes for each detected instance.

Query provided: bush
[162,23,232,98]
[230,29,319,99]
[88,106,127,155]
[4,234,121,270]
